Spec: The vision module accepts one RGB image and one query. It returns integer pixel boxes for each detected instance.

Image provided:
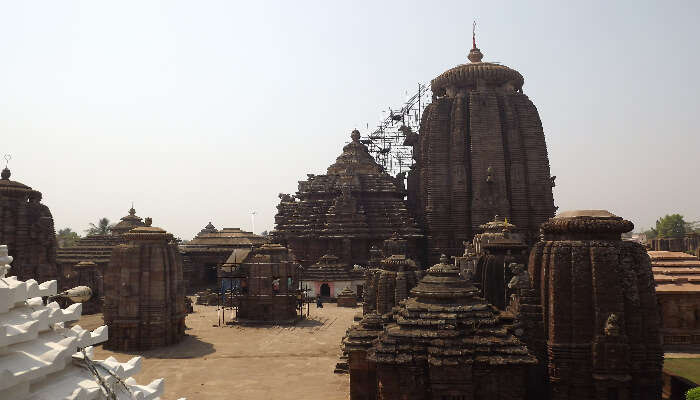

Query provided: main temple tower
[407,39,556,263]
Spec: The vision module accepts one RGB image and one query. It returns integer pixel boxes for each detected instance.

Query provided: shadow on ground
[140,334,216,359]
[295,318,325,328]
[96,334,216,360]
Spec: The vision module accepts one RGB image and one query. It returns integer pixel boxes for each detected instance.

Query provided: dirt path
[81,303,356,400]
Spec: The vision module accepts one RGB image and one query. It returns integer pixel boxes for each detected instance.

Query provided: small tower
[103,218,186,350]
[0,165,58,283]
[527,210,663,399]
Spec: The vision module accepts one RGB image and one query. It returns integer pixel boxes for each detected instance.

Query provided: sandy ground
[77,302,355,400]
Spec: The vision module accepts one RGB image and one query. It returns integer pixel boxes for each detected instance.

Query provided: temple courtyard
[76,302,355,400]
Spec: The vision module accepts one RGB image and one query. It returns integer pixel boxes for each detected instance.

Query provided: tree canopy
[56,227,81,248]
[85,217,114,236]
[646,214,688,239]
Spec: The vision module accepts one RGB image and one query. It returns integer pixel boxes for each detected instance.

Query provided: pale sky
[2,0,699,240]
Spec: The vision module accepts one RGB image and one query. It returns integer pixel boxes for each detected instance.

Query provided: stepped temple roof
[181,226,268,253]
[650,250,700,293]
[57,234,123,265]
[369,255,536,367]
[274,130,422,242]
[110,206,146,236]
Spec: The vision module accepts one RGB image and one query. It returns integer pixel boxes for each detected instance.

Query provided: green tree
[686,386,700,400]
[85,217,114,236]
[651,214,687,238]
[56,228,81,248]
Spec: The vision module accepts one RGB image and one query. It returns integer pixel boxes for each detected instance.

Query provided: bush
[687,387,700,400]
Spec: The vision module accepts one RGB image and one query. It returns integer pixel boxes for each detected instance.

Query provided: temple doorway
[206,264,217,285]
[320,283,330,297]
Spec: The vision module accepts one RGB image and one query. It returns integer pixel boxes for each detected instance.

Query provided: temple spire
[472,20,477,49]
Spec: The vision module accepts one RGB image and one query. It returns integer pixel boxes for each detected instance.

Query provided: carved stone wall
[526,210,663,399]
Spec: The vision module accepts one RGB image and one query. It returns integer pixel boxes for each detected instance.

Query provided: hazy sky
[2,1,699,239]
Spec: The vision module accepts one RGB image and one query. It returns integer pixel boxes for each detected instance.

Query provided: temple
[180,223,268,289]
[103,218,186,350]
[405,41,556,263]
[0,167,57,283]
[273,130,422,268]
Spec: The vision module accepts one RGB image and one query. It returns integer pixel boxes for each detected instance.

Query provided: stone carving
[604,313,621,336]
[507,262,530,290]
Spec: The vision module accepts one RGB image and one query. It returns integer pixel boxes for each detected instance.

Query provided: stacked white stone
[0,245,166,400]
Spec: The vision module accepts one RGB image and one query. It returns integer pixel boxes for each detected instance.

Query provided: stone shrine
[300,253,365,299]
[365,255,536,400]
[524,210,663,399]
[0,167,57,283]
[273,130,422,267]
[362,234,422,317]
[472,220,528,310]
[103,218,186,351]
[405,40,556,263]
[221,243,301,324]
[336,286,358,307]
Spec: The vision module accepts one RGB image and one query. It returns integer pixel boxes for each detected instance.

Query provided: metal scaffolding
[361,83,431,177]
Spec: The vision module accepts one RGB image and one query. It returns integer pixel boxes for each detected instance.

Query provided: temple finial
[1,154,11,180]
[468,21,484,63]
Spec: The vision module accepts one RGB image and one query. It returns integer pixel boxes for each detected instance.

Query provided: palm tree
[85,217,114,236]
